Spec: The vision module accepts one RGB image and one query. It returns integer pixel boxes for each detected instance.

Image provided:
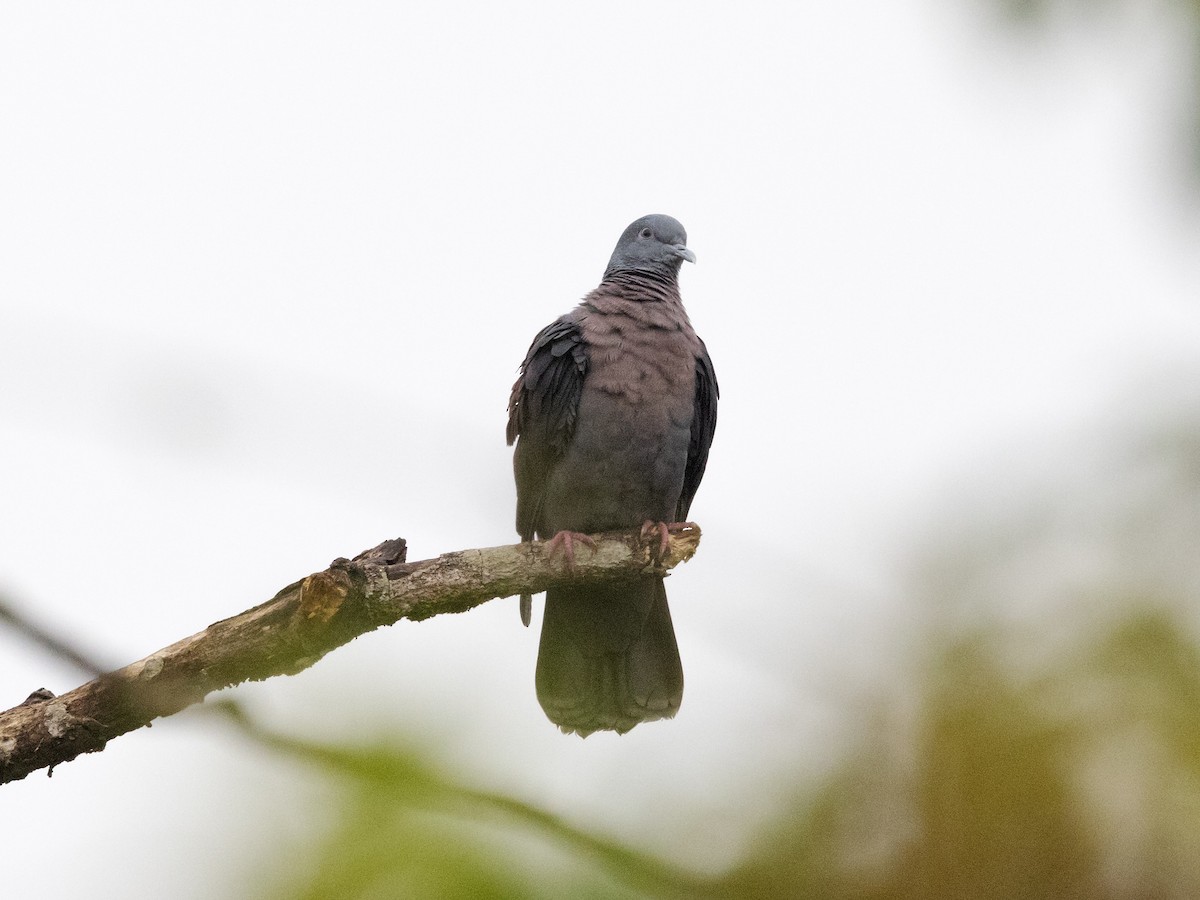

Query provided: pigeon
[506,214,718,736]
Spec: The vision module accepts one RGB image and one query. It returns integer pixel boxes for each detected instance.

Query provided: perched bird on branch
[507,214,718,736]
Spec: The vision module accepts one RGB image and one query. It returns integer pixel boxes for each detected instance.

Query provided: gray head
[603,214,696,279]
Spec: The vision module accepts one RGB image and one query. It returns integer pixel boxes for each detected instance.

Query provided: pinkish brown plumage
[507,215,718,736]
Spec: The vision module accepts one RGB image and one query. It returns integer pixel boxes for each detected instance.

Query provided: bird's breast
[582,310,698,408]
[539,310,699,533]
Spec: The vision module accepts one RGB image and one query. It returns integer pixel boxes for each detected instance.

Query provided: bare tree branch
[0,524,702,785]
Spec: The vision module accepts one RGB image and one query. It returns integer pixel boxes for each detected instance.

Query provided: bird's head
[603,214,696,279]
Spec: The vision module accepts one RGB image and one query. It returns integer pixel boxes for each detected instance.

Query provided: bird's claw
[640,520,671,564]
[544,530,597,572]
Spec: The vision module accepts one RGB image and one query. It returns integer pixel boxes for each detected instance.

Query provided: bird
[506,214,718,736]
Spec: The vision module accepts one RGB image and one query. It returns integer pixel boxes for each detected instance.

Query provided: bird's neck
[598,268,682,303]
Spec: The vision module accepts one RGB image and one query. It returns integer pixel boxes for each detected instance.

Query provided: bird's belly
[541,388,693,534]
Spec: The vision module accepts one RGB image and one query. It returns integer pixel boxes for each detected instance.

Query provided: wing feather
[676,341,718,522]
[507,317,587,540]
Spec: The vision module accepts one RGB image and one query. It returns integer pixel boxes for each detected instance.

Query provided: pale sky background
[2,2,1199,896]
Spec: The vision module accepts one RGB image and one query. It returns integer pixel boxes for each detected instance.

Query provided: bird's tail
[534,578,683,736]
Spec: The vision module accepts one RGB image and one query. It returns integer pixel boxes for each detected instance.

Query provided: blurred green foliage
[238,614,1200,899]
[224,705,712,899]
[721,614,1200,900]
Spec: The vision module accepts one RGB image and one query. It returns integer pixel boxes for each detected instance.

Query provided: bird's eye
[640,228,652,238]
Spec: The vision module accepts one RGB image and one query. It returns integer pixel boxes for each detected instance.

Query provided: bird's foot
[640,520,671,564]
[544,530,597,572]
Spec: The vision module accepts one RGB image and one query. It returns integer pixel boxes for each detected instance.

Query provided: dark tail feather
[534,578,683,737]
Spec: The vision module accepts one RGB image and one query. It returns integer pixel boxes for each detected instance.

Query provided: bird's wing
[677,339,719,522]
[507,316,588,541]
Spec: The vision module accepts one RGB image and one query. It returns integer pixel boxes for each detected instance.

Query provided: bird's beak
[673,245,697,264]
